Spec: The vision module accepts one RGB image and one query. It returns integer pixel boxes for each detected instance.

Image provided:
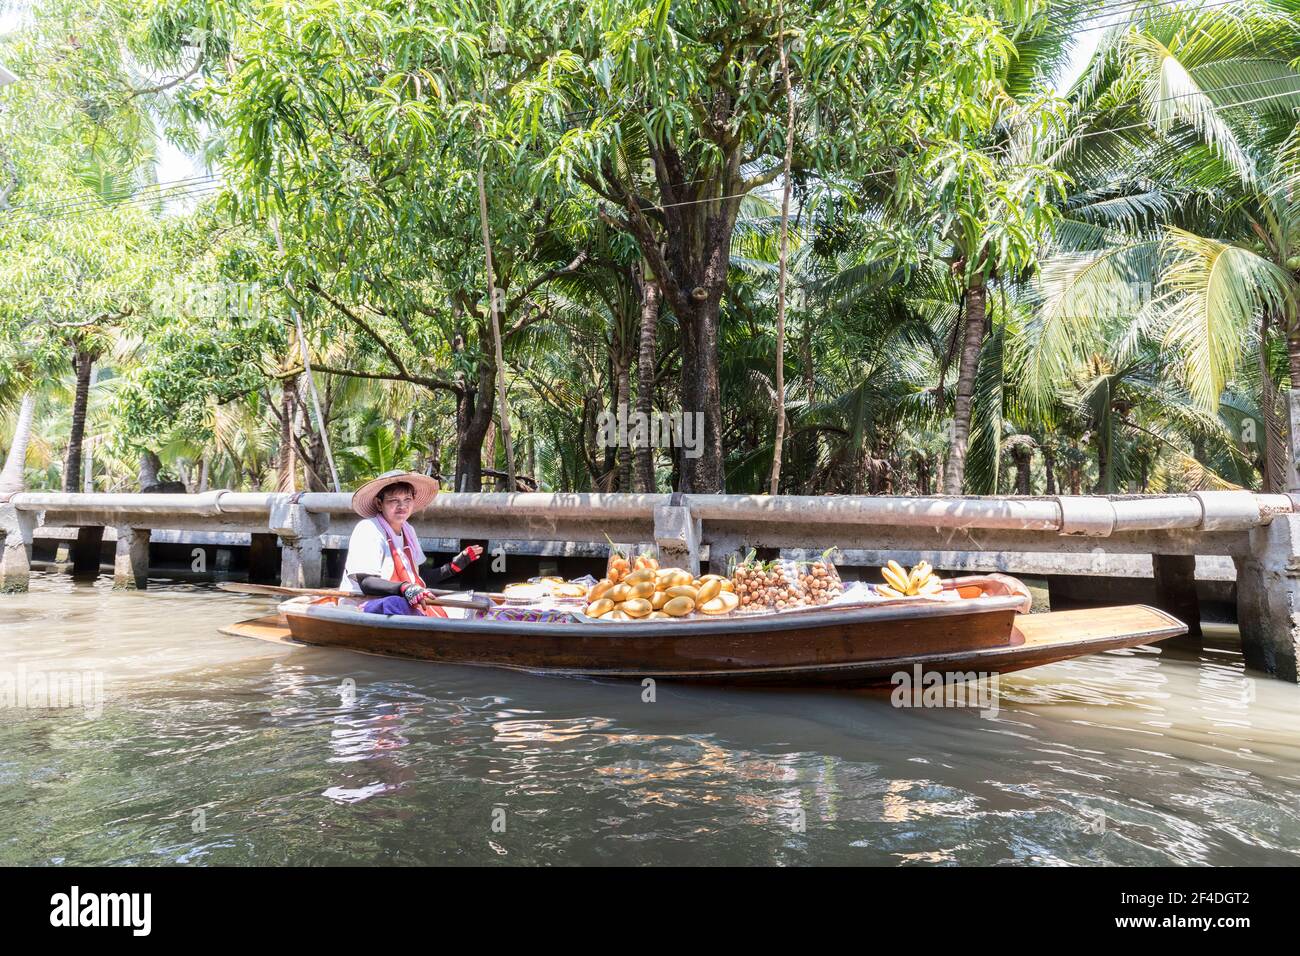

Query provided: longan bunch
[797,559,844,606]
[732,561,810,611]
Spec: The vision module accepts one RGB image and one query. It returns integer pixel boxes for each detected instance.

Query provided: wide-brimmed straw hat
[351,470,440,518]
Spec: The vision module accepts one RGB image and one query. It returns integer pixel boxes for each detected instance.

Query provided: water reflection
[0,572,1298,865]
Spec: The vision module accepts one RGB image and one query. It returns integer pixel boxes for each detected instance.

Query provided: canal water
[2,572,1298,866]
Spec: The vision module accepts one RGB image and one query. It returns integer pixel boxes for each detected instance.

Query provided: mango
[663,595,695,617]
[696,578,722,604]
[620,598,652,618]
[586,598,615,618]
[699,591,739,614]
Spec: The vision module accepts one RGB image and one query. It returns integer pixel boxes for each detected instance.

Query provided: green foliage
[4,0,1299,498]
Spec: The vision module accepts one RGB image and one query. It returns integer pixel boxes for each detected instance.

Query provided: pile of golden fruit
[585,568,740,620]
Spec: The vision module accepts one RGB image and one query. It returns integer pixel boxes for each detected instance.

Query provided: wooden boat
[219,574,1187,686]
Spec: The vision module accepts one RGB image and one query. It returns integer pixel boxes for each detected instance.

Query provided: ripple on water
[1,573,1299,864]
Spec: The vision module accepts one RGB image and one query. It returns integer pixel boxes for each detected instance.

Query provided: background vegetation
[2,0,1299,497]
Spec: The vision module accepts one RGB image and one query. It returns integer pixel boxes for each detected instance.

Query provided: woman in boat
[339,470,483,616]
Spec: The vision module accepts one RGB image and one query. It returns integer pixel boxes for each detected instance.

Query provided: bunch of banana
[877,560,943,599]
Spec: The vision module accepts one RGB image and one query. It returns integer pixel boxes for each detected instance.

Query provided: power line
[1,177,223,227]
[0,177,221,225]
[4,174,219,219]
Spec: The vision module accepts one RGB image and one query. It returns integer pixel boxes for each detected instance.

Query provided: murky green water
[1,573,1298,865]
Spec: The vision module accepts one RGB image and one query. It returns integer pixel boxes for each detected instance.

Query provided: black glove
[450,545,484,572]
[400,582,428,606]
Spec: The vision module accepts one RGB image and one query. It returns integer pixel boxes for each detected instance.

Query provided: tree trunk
[1261,312,1291,492]
[944,277,986,494]
[483,418,496,488]
[476,160,516,489]
[676,297,726,492]
[455,359,495,492]
[1095,425,1112,494]
[635,271,660,493]
[138,449,162,490]
[277,377,298,492]
[616,353,633,492]
[62,348,95,493]
[797,312,816,493]
[305,432,327,492]
[293,376,329,492]
[913,453,932,496]
[0,391,36,494]
[1011,444,1033,495]
[1043,442,1057,495]
[767,0,795,496]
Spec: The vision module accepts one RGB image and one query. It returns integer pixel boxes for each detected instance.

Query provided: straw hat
[350,470,440,518]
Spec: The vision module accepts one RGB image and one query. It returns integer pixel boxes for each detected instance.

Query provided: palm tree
[1024,0,1300,491]
[0,391,36,494]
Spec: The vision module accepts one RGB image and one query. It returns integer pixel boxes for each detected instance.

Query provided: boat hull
[221,595,1187,686]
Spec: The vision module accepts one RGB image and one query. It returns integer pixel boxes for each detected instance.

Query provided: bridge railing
[3,489,1298,681]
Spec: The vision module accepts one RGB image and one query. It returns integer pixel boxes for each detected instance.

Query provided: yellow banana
[881,560,943,597]
[882,563,910,592]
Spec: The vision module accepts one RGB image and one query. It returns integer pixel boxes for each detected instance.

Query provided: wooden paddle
[217,581,496,612]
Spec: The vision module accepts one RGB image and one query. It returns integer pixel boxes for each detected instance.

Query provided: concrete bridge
[2,489,1298,682]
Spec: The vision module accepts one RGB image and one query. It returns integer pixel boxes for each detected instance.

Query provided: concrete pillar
[270,498,328,588]
[247,532,280,584]
[1152,553,1201,639]
[1234,513,1300,683]
[653,500,701,576]
[707,535,744,577]
[71,525,105,577]
[112,525,150,590]
[0,503,36,593]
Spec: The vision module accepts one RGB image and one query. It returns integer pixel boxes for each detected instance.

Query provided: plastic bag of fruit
[792,548,845,606]
[730,551,811,612]
[604,538,660,584]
